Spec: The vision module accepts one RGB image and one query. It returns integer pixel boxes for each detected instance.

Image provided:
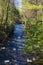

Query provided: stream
[0,24,27,65]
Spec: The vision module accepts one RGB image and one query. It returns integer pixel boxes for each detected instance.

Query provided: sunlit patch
[22,35,27,38]
[12,60,17,63]
[18,36,21,39]
[13,48,16,51]
[22,36,25,38]
[32,57,36,61]
[27,58,32,62]
[4,60,10,63]
[15,39,25,42]
[41,49,43,51]
[1,47,6,50]
[22,44,25,46]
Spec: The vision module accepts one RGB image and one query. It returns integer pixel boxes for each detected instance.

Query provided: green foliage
[22,0,43,64]
[24,20,43,53]
[0,0,20,41]
[22,0,43,53]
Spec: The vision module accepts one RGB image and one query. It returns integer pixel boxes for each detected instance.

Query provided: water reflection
[0,24,26,65]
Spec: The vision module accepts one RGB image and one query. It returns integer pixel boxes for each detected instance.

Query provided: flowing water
[0,24,27,65]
